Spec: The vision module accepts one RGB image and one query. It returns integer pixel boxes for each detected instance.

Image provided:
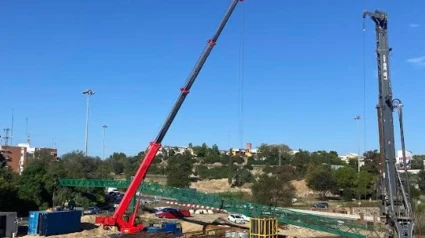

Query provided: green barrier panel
[58,178,384,238]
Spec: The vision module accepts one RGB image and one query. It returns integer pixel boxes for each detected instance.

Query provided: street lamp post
[83,89,95,156]
[102,125,108,160]
[354,115,361,172]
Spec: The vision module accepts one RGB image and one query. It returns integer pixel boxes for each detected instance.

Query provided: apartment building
[0,143,57,175]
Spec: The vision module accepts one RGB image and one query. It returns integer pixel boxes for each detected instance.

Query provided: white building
[156,146,194,156]
[339,153,365,166]
[396,150,413,169]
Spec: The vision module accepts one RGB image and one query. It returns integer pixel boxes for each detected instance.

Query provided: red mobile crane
[95,0,243,233]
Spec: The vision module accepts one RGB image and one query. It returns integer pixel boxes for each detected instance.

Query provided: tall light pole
[354,115,361,172]
[102,125,108,160]
[83,89,95,156]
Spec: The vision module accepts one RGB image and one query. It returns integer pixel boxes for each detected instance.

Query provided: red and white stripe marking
[164,200,227,213]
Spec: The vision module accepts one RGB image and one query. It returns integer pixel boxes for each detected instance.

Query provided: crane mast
[95,0,242,234]
[363,10,414,238]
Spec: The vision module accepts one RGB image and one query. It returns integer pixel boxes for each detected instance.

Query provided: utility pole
[10,109,14,145]
[83,89,95,156]
[102,125,108,160]
[354,115,361,172]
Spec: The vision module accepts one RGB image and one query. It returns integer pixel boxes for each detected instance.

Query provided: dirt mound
[190,179,312,198]
[290,180,314,198]
[190,179,252,194]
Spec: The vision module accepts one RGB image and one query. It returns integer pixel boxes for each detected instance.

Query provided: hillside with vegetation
[2,143,425,229]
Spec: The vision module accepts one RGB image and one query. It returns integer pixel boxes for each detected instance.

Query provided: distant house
[338,153,364,166]
[330,164,344,170]
[157,146,194,156]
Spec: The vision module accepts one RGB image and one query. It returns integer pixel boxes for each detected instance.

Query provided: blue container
[38,210,82,236]
[28,211,47,235]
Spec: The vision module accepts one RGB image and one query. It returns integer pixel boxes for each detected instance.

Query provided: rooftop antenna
[25,118,30,145]
[3,128,10,146]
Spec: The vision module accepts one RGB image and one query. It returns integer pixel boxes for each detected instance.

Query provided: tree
[106,152,127,175]
[355,170,375,199]
[306,165,338,198]
[193,143,208,157]
[19,155,56,209]
[0,152,7,168]
[257,144,291,165]
[348,159,358,171]
[412,155,425,170]
[19,151,105,210]
[252,174,295,206]
[334,166,357,189]
[210,144,220,155]
[362,150,381,175]
[0,167,35,214]
[417,170,425,193]
[291,150,311,179]
[166,154,193,188]
[228,155,233,185]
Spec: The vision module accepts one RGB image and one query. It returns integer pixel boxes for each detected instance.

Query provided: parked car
[177,209,191,217]
[228,214,245,224]
[156,209,184,219]
[240,214,250,221]
[83,206,101,215]
[312,202,329,208]
[155,208,178,215]
[155,208,191,219]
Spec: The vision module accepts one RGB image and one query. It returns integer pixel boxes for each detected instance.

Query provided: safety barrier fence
[58,179,386,238]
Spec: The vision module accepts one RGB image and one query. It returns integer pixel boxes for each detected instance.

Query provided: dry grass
[290,180,314,198]
[415,212,425,235]
[190,179,252,194]
[190,179,313,199]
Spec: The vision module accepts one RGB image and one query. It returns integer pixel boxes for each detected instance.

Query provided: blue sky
[1,0,425,158]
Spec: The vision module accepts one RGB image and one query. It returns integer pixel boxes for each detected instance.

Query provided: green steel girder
[59,179,384,238]
[59,179,131,188]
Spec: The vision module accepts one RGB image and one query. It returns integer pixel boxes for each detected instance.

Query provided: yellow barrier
[249,217,278,238]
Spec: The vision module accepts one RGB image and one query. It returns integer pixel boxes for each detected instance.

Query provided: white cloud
[409,23,419,28]
[406,56,425,67]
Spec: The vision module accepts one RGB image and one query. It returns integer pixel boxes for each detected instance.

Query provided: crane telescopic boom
[363,9,414,238]
[95,0,243,234]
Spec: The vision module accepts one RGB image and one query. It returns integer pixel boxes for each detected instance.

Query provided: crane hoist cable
[238,1,246,149]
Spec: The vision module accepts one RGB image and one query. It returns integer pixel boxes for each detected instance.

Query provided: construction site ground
[20,212,340,238]
[21,179,379,237]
